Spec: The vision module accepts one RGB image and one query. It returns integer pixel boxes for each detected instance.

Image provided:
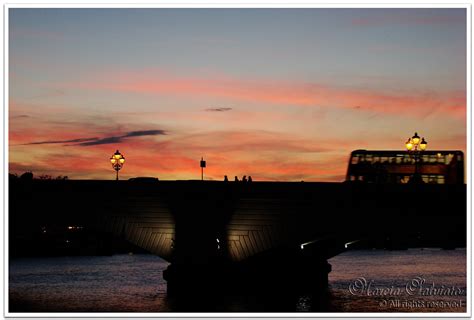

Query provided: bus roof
[350,150,464,156]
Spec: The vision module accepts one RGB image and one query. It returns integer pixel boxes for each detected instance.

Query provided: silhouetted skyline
[9,8,466,181]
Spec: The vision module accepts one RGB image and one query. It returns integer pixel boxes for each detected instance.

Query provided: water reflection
[9,249,466,313]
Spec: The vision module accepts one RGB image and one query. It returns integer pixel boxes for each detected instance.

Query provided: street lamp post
[110,150,125,180]
[200,157,206,181]
[405,132,427,183]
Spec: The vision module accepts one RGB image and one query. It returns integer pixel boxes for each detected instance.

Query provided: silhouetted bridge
[9,179,466,294]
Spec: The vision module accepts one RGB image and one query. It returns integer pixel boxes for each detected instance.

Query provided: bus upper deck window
[437,154,445,164]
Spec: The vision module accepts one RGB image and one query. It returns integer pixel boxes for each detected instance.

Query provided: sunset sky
[8,8,467,181]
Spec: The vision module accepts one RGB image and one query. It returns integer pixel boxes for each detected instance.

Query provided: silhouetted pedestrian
[248,176,252,182]
[224,175,228,182]
[234,176,239,182]
[242,175,247,182]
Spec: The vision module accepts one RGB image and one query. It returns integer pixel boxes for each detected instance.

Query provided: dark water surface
[328,249,466,312]
[9,249,466,313]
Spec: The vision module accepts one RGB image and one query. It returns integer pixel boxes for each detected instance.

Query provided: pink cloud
[66,71,466,120]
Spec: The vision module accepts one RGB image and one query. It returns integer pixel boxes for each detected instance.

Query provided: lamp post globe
[405,138,414,151]
[411,132,421,145]
[419,138,427,151]
[110,150,125,180]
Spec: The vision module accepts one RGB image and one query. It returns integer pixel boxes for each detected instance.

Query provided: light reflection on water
[9,249,466,312]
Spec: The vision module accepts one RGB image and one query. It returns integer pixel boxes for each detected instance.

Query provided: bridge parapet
[9,180,466,261]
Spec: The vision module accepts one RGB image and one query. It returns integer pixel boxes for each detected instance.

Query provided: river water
[9,249,466,313]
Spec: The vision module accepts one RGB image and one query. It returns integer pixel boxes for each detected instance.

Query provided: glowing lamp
[119,158,125,164]
[420,138,427,151]
[110,158,116,164]
[405,138,413,151]
[411,132,420,145]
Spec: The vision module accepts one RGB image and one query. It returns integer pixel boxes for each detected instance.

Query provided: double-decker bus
[346,150,464,184]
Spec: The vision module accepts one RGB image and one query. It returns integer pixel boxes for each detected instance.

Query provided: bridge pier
[163,255,332,311]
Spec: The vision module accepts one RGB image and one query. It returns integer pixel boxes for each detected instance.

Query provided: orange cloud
[9,71,466,182]
[9,127,355,181]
